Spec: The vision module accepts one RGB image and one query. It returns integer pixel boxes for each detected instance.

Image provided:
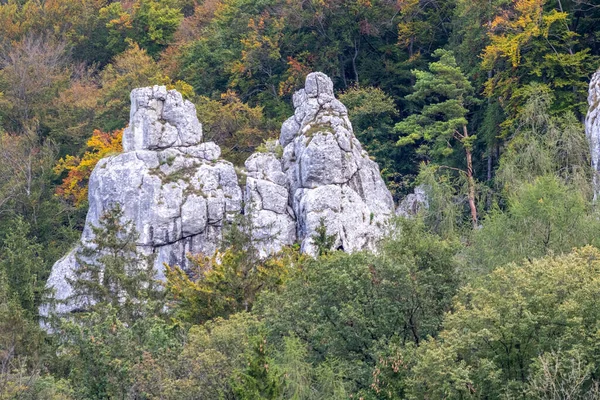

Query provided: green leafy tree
[233,334,350,400]
[194,91,276,166]
[413,163,463,239]
[162,312,262,399]
[404,246,600,398]
[100,0,183,58]
[495,84,591,196]
[396,49,479,227]
[481,0,597,121]
[465,175,600,273]
[256,219,459,391]
[131,0,184,57]
[56,205,179,399]
[232,335,283,400]
[463,87,596,273]
[59,308,181,400]
[0,272,48,399]
[275,336,349,400]
[165,214,303,324]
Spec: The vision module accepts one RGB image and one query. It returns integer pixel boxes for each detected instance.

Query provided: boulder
[396,185,429,218]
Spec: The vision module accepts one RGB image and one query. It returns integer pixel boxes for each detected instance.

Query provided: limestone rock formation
[253,72,395,255]
[44,86,242,315]
[44,73,397,317]
[586,69,600,200]
[396,185,429,218]
[123,85,203,151]
[244,151,296,257]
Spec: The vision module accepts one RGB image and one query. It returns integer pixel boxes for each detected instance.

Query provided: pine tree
[68,204,161,323]
[0,216,45,316]
[233,335,282,400]
[311,217,337,257]
[396,49,479,228]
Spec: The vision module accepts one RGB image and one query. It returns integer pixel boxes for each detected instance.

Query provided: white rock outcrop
[586,69,600,200]
[244,152,297,257]
[396,185,429,218]
[123,85,203,151]
[45,73,397,316]
[44,86,242,315]
[252,72,395,255]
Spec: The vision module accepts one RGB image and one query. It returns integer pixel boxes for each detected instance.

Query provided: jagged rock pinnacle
[247,72,395,256]
[43,86,242,317]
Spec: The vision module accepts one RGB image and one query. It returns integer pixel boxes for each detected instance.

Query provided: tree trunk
[487,147,492,182]
[352,39,360,86]
[463,125,478,228]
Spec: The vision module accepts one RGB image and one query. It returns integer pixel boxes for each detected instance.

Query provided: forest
[2,0,600,398]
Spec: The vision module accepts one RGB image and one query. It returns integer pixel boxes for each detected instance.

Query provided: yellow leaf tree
[54,128,123,207]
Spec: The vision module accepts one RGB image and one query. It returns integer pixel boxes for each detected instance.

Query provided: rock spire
[246,72,395,255]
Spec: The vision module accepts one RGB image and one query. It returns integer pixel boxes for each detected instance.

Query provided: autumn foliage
[54,128,123,206]
[1,0,600,397]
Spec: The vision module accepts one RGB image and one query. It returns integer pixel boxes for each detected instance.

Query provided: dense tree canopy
[1,0,600,397]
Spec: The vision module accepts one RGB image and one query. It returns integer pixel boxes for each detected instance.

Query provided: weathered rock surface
[586,69,600,200]
[396,185,429,218]
[123,86,203,151]
[244,152,296,257]
[269,72,395,255]
[44,74,397,317]
[44,86,242,316]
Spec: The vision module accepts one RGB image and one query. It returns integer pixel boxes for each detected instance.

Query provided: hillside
[1,0,600,398]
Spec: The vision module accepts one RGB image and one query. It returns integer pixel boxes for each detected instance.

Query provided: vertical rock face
[586,69,600,200]
[249,72,395,255]
[44,86,242,315]
[244,152,296,257]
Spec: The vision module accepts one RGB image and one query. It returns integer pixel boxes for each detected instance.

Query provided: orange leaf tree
[54,128,123,207]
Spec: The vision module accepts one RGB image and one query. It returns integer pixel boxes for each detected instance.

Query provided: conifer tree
[312,217,337,257]
[0,216,45,316]
[68,204,161,323]
[396,49,479,228]
[233,335,282,400]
